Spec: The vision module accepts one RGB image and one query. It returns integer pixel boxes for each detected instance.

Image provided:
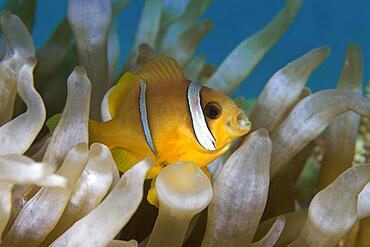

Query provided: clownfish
[89,55,251,206]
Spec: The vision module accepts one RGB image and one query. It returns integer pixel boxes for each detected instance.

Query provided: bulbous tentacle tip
[310,46,330,61]
[287,0,303,9]
[138,43,154,53]
[73,66,87,75]
[347,42,361,51]
[203,19,213,29]
[89,143,107,158]
[321,46,331,54]
[0,9,11,21]
[255,128,269,137]
[156,162,212,212]
[26,56,37,67]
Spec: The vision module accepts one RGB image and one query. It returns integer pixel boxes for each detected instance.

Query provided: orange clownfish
[89,55,251,206]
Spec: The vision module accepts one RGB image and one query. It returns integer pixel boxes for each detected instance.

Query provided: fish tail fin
[88,119,119,146]
[47,114,97,145]
[88,119,102,145]
[46,114,108,148]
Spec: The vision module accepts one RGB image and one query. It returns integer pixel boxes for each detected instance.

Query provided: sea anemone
[0,0,369,246]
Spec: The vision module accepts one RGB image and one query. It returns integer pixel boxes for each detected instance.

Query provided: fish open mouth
[227,111,251,136]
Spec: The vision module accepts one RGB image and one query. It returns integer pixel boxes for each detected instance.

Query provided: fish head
[200,86,251,149]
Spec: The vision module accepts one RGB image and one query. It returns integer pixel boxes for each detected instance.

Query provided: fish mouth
[227,110,251,137]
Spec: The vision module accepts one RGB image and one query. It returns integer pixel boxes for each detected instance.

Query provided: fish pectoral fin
[111,148,144,173]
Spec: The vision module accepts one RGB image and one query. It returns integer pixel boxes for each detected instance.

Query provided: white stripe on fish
[139,79,157,155]
[187,81,216,151]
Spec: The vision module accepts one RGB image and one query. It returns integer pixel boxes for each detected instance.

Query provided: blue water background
[2,0,369,99]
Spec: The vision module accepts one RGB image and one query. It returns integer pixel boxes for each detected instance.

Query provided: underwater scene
[0,0,370,246]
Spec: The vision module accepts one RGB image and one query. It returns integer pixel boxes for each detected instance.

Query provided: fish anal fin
[201,166,212,181]
[138,55,185,86]
[146,164,163,180]
[145,161,168,207]
[147,178,159,207]
[111,148,143,173]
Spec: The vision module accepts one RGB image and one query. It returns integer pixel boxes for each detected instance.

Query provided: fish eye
[204,102,221,119]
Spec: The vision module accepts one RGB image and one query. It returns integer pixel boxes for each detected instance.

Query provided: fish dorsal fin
[108,72,139,119]
[138,55,185,86]
[107,55,183,119]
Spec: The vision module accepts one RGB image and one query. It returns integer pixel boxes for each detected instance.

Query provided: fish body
[89,55,251,205]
